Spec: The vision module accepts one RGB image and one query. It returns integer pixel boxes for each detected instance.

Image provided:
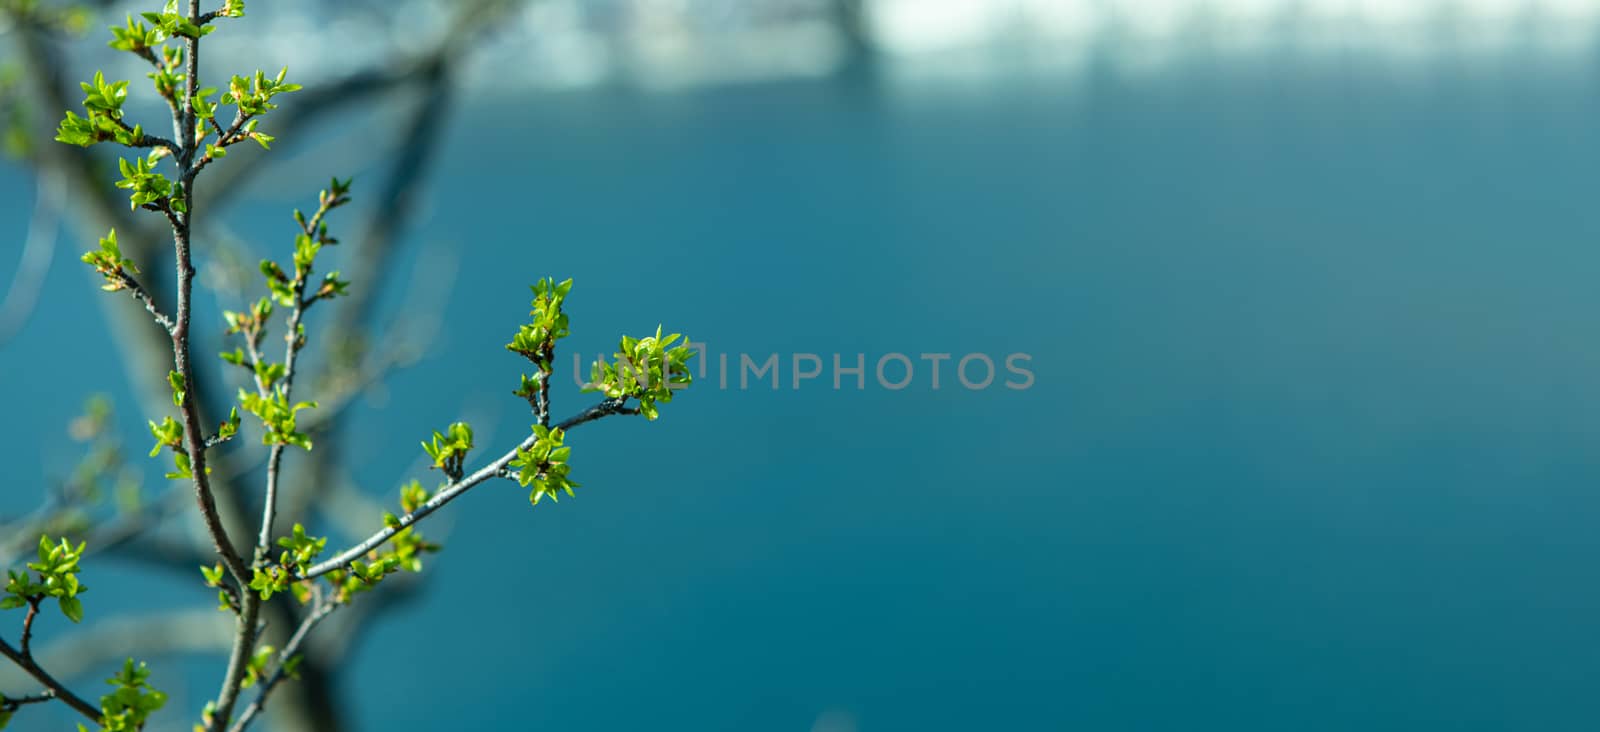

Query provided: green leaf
[59,595,83,623]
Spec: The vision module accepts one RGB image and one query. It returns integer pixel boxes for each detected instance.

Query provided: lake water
[3,44,1600,730]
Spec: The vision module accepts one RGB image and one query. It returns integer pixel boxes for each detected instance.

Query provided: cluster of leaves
[55,71,144,150]
[85,658,167,732]
[190,68,299,162]
[236,388,316,451]
[240,642,296,692]
[320,483,441,602]
[422,422,473,482]
[81,231,139,292]
[3,536,88,624]
[270,179,352,306]
[198,562,234,613]
[136,30,186,106]
[245,482,440,606]
[380,482,441,573]
[149,407,237,482]
[116,154,180,211]
[585,326,695,420]
[221,299,278,383]
[508,425,578,506]
[137,0,218,40]
[146,416,184,474]
[107,14,169,55]
[219,183,355,454]
[58,0,297,216]
[246,524,324,601]
[222,69,299,122]
[506,277,572,372]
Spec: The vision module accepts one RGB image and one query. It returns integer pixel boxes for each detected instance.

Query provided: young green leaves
[114,154,175,211]
[241,645,274,689]
[422,422,473,482]
[507,425,578,506]
[225,69,302,118]
[585,326,695,421]
[284,177,353,304]
[107,14,164,54]
[379,481,442,574]
[508,277,573,425]
[237,388,317,451]
[91,658,167,732]
[215,406,241,444]
[199,562,236,613]
[320,483,442,602]
[3,536,89,624]
[80,71,130,118]
[249,523,325,601]
[275,524,326,580]
[139,0,216,40]
[167,371,185,407]
[506,277,572,372]
[147,416,182,457]
[54,71,141,148]
[146,416,201,479]
[80,230,139,292]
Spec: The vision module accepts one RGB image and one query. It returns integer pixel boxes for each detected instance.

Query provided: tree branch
[149,6,264,730]
[167,67,249,590]
[296,398,637,580]
[107,268,176,334]
[257,207,321,554]
[0,636,100,722]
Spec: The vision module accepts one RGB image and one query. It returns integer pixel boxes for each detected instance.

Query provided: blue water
[5,56,1600,730]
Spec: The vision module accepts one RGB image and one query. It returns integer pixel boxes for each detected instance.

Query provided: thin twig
[109,269,176,334]
[0,690,57,708]
[257,210,319,554]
